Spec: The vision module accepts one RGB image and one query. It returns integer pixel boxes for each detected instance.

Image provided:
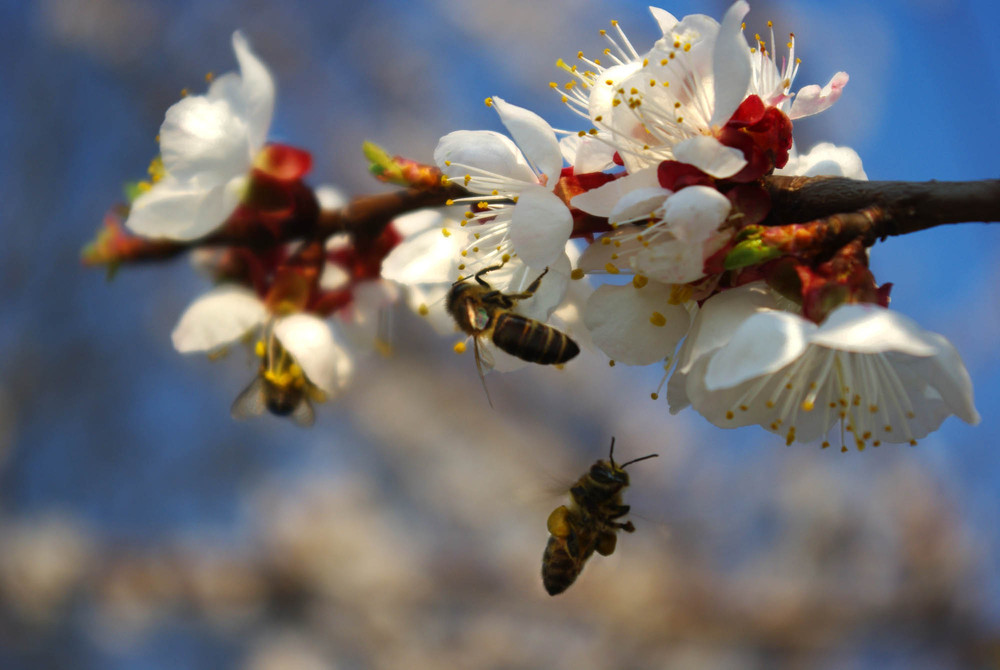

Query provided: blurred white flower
[777,142,868,180]
[668,284,979,449]
[434,97,572,271]
[171,285,353,398]
[126,31,275,240]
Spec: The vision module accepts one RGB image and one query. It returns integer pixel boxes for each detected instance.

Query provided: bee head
[589,460,630,487]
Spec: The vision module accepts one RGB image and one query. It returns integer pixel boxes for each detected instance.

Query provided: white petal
[584,280,690,365]
[508,186,573,267]
[491,97,563,186]
[390,208,443,237]
[649,7,679,35]
[159,94,252,183]
[560,134,616,174]
[810,305,940,356]
[434,130,536,188]
[381,223,466,286]
[505,253,572,322]
[776,142,867,180]
[789,71,849,120]
[315,185,348,211]
[171,285,267,353]
[275,314,353,395]
[673,136,747,178]
[704,311,814,390]
[674,283,781,375]
[570,167,660,217]
[126,175,241,240]
[230,31,275,151]
[657,185,731,242]
[893,335,980,427]
[609,186,673,224]
[708,0,752,127]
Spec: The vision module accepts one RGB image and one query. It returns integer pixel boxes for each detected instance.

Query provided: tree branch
[763,176,1000,237]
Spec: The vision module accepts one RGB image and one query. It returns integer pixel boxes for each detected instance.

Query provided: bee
[231,323,326,427]
[446,264,580,400]
[541,438,658,595]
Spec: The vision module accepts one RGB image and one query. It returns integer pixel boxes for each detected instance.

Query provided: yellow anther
[739,404,749,412]
[180,87,189,97]
[632,275,648,289]
[484,97,493,107]
[766,400,775,408]
[801,399,815,411]
[650,392,659,400]
[570,268,585,280]
[909,439,918,446]
[442,228,451,237]
[418,304,429,316]
[604,263,620,274]
[600,237,611,246]
[205,71,214,83]
[821,441,830,449]
[501,253,511,263]
[460,250,467,257]
[445,199,454,206]
[254,340,266,357]
[608,359,616,367]
[649,311,666,327]
[549,81,558,88]
[453,341,467,354]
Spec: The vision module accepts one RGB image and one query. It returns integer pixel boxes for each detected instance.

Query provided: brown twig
[763,176,1000,238]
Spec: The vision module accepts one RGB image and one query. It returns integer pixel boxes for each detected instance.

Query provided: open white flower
[172,285,353,399]
[558,3,847,177]
[126,31,275,240]
[668,284,979,449]
[434,97,571,272]
[575,182,732,284]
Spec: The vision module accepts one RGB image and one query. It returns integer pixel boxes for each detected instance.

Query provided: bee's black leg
[506,267,551,300]
[474,263,506,287]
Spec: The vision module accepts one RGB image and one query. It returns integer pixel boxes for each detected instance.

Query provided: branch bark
[763,176,1000,237]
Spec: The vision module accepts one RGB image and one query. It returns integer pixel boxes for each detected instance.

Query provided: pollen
[571,268,585,280]
[604,262,620,274]
[254,340,266,358]
[650,392,659,400]
[442,228,451,237]
[418,304,429,316]
[601,237,611,246]
[726,411,735,420]
[609,359,616,367]
[821,441,831,449]
[501,253,511,263]
[649,311,666,327]
[484,97,494,107]
[632,275,648,289]
[453,341,467,354]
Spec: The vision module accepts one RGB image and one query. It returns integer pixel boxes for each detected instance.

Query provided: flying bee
[231,322,327,427]
[541,438,658,596]
[446,264,580,401]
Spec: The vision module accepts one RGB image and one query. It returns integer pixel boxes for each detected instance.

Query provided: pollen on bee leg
[453,341,467,354]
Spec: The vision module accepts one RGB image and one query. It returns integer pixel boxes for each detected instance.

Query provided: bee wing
[291,399,316,428]
[231,376,267,421]
[472,336,494,408]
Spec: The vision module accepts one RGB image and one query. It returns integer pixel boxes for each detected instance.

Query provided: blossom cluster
[381,2,978,449]
[86,4,978,448]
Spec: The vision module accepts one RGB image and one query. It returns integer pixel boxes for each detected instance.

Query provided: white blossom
[171,285,353,397]
[434,97,572,271]
[668,284,979,449]
[126,32,275,240]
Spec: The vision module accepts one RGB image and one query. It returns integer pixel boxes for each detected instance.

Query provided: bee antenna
[607,436,617,466]
[619,453,659,469]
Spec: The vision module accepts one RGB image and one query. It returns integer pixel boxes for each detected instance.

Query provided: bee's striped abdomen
[492,313,580,365]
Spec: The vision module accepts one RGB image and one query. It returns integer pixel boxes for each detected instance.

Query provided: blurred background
[2,0,999,667]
